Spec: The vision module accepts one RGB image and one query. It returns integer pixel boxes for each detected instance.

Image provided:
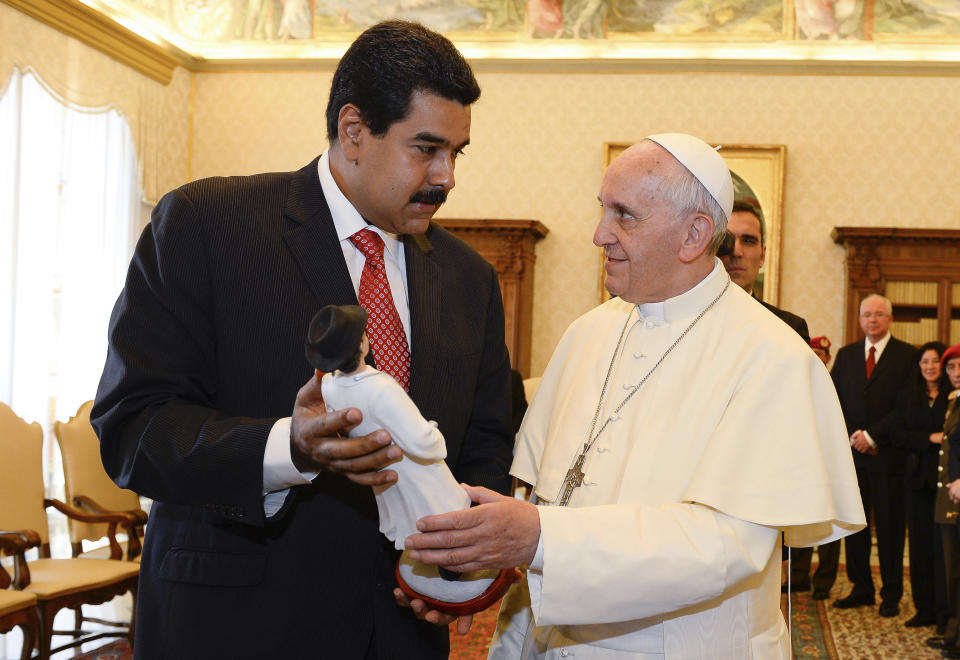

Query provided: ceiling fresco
[65,0,960,60]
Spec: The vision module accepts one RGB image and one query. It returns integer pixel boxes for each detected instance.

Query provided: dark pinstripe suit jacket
[831,336,916,475]
[92,158,514,659]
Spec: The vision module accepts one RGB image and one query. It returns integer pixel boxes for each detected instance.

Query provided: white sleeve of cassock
[528,501,778,626]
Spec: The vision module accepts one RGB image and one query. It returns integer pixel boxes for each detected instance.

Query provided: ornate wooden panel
[832,227,960,345]
[435,219,548,377]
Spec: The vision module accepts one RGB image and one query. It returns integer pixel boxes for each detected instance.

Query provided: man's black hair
[325,20,481,142]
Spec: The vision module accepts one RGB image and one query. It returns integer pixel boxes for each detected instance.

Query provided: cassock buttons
[609,412,620,421]
[634,352,645,359]
[622,383,632,390]
[939,482,944,488]
[597,446,609,453]
[940,465,944,472]
[941,450,945,456]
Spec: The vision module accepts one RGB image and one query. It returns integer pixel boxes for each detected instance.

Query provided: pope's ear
[337,104,364,161]
[678,213,714,263]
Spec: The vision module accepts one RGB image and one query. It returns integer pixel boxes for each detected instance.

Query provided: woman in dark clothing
[891,341,950,629]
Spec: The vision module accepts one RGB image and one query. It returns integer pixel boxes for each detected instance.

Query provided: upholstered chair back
[54,401,140,544]
[0,403,49,543]
[522,377,542,405]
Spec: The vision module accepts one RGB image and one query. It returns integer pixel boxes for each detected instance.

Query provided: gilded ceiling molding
[7,0,960,80]
[1,0,190,84]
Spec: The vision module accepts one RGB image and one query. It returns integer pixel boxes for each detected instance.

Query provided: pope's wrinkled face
[352,91,471,235]
[859,297,893,343]
[919,349,942,385]
[720,210,766,295]
[947,357,960,390]
[593,143,687,304]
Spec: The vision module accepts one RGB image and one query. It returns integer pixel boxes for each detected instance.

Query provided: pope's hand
[404,485,540,572]
[289,373,400,485]
[392,589,473,634]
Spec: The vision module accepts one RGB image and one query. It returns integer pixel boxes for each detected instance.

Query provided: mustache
[409,188,447,205]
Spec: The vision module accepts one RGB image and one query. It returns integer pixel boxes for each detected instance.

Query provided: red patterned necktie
[865,345,876,380]
[349,228,411,391]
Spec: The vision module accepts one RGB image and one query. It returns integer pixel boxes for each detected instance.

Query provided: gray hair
[860,293,893,315]
[656,160,729,255]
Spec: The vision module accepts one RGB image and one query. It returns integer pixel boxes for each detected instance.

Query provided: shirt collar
[317,151,402,261]
[637,259,730,323]
[867,332,892,354]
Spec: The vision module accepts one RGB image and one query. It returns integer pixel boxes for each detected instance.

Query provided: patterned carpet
[802,567,941,660]
[69,568,940,660]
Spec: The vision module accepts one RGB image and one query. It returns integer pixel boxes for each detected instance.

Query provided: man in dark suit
[92,21,514,659]
[831,293,916,617]
[719,200,810,343]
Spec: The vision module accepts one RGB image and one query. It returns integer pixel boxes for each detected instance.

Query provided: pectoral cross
[558,444,589,506]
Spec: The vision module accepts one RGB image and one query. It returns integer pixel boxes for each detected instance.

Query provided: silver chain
[561,280,730,506]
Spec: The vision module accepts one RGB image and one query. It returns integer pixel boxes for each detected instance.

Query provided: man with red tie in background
[92,21,513,659]
[831,293,916,617]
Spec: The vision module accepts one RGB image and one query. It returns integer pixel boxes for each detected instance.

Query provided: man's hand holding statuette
[289,374,400,485]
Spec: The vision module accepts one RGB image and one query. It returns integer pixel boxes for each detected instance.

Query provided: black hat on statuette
[305,305,368,372]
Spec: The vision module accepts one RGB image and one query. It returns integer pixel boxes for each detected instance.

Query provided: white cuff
[862,430,876,448]
[530,531,545,571]
[263,417,317,494]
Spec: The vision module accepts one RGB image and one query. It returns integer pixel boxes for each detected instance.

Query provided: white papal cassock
[489,260,865,660]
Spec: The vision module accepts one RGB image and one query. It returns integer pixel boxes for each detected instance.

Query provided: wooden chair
[522,377,542,404]
[0,403,139,660]
[55,401,146,562]
[0,532,39,660]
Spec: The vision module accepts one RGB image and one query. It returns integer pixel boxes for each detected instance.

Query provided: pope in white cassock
[404,133,866,659]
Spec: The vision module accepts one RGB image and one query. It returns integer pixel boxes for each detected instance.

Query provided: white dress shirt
[865,331,892,363]
[261,152,412,516]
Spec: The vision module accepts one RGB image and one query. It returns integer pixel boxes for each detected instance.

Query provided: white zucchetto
[645,133,734,221]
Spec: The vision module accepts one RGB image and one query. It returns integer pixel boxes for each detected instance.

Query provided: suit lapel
[282,159,359,310]
[868,337,902,384]
[404,231,440,409]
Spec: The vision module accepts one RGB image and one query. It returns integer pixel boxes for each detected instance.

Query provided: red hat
[810,336,831,352]
[942,342,960,368]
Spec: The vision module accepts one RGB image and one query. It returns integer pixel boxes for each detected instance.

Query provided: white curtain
[0,65,140,473]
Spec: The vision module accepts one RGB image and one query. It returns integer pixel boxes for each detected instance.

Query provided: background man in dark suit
[719,199,810,343]
[831,293,916,617]
[92,21,514,659]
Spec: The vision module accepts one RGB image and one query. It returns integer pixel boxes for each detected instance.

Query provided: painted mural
[101,0,960,46]
[874,0,960,36]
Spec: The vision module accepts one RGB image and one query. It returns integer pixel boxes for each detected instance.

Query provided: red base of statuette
[395,564,519,616]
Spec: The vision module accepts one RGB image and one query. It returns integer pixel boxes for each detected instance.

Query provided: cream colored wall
[192,70,960,377]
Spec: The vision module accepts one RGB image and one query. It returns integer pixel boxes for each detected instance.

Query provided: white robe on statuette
[322,366,470,549]
[489,260,865,660]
